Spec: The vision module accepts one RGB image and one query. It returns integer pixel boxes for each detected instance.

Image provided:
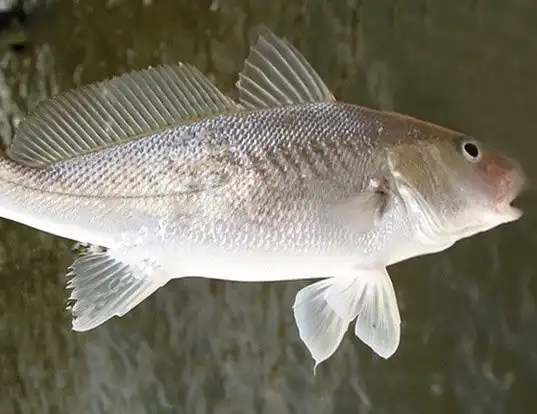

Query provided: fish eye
[461,139,481,162]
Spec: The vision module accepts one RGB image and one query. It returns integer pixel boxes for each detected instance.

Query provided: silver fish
[0,29,525,369]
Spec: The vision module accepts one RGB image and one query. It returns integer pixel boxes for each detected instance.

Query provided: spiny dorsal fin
[236,28,335,110]
[9,63,241,167]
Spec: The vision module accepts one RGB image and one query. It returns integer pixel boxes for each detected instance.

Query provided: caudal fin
[66,248,170,331]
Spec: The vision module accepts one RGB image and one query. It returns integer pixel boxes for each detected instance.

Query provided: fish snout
[480,152,526,210]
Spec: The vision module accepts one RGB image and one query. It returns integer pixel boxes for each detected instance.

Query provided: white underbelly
[157,248,362,282]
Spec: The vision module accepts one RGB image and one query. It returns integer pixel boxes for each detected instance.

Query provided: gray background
[0,0,536,413]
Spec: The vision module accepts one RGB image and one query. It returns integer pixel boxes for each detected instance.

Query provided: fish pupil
[463,142,480,159]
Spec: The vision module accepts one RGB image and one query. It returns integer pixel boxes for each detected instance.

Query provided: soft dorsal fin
[9,63,241,167]
[236,28,335,109]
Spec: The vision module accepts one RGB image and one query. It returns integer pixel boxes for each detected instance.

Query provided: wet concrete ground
[0,1,536,413]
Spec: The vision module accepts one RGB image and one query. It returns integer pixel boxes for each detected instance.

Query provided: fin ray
[293,278,350,371]
[323,269,401,359]
[10,64,240,167]
[352,270,401,359]
[293,269,401,367]
[67,250,171,331]
[237,28,335,109]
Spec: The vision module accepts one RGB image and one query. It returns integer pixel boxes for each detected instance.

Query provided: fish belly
[157,246,361,282]
[0,175,360,281]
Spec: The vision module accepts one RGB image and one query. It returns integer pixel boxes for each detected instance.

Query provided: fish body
[0,103,439,263]
[0,30,525,368]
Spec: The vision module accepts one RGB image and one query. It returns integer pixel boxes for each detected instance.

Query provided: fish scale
[0,104,397,256]
[4,103,380,199]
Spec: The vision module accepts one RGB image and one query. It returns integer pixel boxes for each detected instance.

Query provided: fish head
[388,134,525,245]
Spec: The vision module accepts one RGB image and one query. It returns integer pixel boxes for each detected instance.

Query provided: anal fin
[67,250,170,331]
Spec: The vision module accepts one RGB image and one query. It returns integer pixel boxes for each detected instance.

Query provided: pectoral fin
[328,176,391,233]
[67,248,171,331]
[293,268,401,369]
[328,191,389,233]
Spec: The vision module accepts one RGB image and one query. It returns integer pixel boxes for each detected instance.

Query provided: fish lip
[493,167,525,218]
[496,191,519,210]
[494,198,523,222]
[504,204,523,221]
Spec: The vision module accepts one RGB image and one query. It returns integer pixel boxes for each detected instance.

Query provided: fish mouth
[498,203,523,222]
[493,169,525,221]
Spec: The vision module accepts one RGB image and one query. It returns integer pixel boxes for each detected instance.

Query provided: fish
[0,28,525,370]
